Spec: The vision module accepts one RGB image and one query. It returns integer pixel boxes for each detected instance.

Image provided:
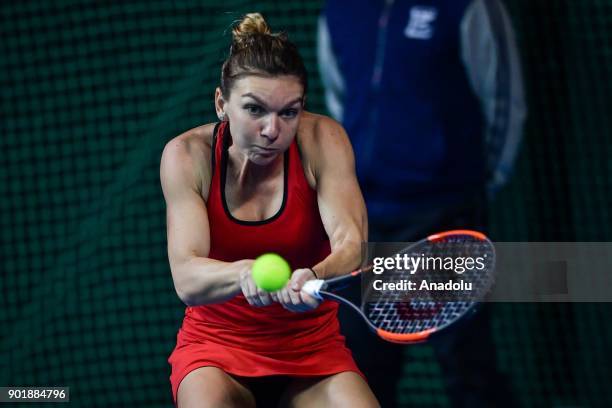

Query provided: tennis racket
[302,230,495,344]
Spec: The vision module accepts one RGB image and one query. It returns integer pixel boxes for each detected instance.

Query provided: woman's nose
[261,114,280,142]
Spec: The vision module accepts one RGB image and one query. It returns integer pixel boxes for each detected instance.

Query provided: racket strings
[363,234,495,335]
[367,301,474,334]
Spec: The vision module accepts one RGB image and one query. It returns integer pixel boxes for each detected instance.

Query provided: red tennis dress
[168,122,361,404]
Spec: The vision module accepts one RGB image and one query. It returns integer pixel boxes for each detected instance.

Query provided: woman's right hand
[238,260,275,307]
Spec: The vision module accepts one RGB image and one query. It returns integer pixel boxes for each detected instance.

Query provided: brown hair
[220,13,308,99]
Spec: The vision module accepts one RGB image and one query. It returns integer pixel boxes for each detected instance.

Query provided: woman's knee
[325,372,379,408]
[285,372,379,408]
[177,367,255,408]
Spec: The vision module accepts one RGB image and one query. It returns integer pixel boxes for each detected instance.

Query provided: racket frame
[301,230,494,344]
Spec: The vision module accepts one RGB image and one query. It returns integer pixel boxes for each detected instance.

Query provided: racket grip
[301,279,325,300]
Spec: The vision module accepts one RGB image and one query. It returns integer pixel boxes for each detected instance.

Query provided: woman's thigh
[177,366,256,408]
[281,372,380,408]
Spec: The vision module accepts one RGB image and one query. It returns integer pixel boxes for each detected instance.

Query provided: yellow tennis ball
[252,253,291,292]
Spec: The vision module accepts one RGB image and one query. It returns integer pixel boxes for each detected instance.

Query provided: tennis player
[161,13,379,408]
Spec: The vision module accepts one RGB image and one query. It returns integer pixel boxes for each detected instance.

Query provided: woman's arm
[160,134,249,306]
[310,116,368,279]
[266,114,369,312]
[275,115,367,312]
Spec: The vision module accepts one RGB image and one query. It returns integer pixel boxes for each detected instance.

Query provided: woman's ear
[214,87,227,121]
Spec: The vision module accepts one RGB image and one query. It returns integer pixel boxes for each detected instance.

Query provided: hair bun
[221,12,307,97]
[232,13,271,45]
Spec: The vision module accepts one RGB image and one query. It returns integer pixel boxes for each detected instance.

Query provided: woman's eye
[245,105,264,115]
[281,109,299,118]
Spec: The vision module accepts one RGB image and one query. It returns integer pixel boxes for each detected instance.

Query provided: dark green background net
[1,1,610,407]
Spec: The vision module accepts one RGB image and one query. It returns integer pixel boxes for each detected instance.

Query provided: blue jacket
[318,0,526,220]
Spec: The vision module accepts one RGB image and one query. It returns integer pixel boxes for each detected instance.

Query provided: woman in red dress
[161,13,378,407]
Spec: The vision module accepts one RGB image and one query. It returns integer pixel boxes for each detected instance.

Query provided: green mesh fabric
[1,1,610,407]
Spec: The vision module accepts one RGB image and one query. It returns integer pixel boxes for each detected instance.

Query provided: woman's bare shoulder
[299,111,352,156]
[297,112,354,183]
[298,111,343,142]
[161,123,218,196]
[164,123,215,158]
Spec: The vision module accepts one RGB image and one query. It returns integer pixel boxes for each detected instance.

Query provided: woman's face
[216,75,304,166]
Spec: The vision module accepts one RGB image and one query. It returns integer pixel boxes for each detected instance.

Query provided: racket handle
[302,279,326,300]
[324,270,362,292]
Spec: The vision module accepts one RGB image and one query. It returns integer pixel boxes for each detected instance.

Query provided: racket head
[360,230,495,344]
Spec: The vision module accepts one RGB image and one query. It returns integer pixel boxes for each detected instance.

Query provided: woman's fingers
[241,266,319,310]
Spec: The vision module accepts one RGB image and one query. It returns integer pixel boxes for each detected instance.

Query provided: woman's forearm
[171,258,252,306]
[311,238,362,280]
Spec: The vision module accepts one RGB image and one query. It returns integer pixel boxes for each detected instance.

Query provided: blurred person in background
[318,0,526,406]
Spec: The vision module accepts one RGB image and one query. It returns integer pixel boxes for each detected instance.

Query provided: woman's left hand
[273,268,321,312]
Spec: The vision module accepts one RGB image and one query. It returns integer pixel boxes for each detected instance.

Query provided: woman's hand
[274,268,321,312]
[239,261,275,307]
